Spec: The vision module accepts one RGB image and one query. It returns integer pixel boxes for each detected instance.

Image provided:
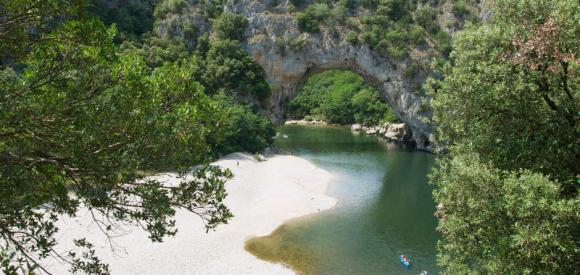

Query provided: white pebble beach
[44,153,337,274]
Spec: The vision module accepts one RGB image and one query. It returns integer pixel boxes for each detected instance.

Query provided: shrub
[387,46,407,60]
[213,12,249,41]
[297,12,319,33]
[154,0,188,19]
[452,0,470,18]
[296,3,331,33]
[289,37,308,51]
[415,6,440,34]
[404,63,420,78]
[346,31,358,44]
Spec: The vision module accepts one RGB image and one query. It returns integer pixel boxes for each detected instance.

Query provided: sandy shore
[45,153,337,274]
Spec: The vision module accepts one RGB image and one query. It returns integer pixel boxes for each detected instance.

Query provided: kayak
[399,255,411,268]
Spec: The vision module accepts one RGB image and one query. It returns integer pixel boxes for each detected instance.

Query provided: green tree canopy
[213,12,249,41]
[203,39,270,99]
[426,0,579,273]
[0,1,235,273]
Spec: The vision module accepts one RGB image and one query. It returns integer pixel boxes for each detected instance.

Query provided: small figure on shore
[236,161,239,167]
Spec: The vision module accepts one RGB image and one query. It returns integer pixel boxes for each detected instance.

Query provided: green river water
[245,125,440,275]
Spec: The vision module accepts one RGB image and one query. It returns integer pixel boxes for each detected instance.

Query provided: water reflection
[246,125,439,274]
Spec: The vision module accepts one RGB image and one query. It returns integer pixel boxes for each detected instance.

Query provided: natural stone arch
[226,1,436,150]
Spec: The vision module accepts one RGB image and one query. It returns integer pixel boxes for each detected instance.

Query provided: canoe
[399,255,411,268]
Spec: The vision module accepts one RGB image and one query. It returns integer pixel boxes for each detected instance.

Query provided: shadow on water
[246,125,440,275]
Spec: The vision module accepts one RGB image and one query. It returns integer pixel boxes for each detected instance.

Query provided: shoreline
[45,153,337,274]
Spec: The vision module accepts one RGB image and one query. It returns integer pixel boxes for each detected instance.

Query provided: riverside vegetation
[1,1,274,273]
[1,0,578,274]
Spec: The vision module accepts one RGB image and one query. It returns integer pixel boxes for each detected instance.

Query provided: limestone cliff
[154,0,489,151]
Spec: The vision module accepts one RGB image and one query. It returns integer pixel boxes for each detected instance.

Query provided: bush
[408,25,426,46]
[296,3,331,33]
[434,29,452,57]
[213,12,249,41]
[415,6,439,34]
[404,63,420,78]
[452,0,470,18]
[387,46,407,60]
[382,108,399,123]
[289,37,308,51]
[297,12,319,33]
[346,31,358,44]
[154,0,188,19]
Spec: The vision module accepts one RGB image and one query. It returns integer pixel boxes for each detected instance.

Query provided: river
[245,125,439,274]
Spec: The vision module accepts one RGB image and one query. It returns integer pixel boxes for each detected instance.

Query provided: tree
[203,39,270,98]
[0,0,81,64]
[431,155,577,274]
[0,1,233,273]
[351,89,390,125]
[213,12,249,41]
[212,94,276,155]
[89,0,158,39]
[427,0,579,191]
[426,0,579,272]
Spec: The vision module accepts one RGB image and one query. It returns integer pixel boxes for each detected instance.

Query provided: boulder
[366,127,378,135]
[378,127,387,135]
[384,123,413,142]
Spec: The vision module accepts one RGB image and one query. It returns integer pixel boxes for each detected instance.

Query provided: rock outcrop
[222,1,434,150]
[352,122,418,147]
[285,119,327,126]
[154,0,488,151]
[384,123,413,143]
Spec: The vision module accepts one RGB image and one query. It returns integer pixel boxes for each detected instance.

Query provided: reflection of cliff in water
[376,137,416,152]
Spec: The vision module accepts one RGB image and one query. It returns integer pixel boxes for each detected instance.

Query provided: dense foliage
[427,0,579,273]
[288,70,398,125]
[0,0,275,273]
[212,94,276,155]
[213,12,249,41]
[292,0,473,60]
[89,0,158,39]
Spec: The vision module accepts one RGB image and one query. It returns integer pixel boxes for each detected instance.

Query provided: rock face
[384,123,413,143]
[155,0,462,151]
[352,122,417,146]
[221,1,434,150]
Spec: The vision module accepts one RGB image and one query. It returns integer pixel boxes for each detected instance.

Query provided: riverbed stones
[285,119,327,125]
[384,123,413,142]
